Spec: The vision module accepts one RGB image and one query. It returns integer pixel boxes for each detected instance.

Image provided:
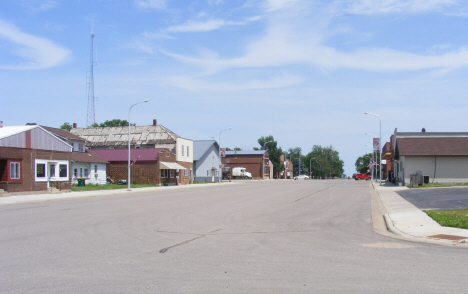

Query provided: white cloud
[38,1,60,11]
[164,73,304,91]
[135,0,166,10]
[344,0,456,14]
[166,19,248,33]
[0,19,71,70]
[160,0,468,74]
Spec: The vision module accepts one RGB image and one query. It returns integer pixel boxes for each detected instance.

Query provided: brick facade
[222,152,268,179]
[104,149,190,186]
[0,147,72,192]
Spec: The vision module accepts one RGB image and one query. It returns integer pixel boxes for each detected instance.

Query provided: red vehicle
[353,173,372,181]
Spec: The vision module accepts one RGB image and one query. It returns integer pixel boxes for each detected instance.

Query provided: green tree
[355,153,372,174]
[355,151,380,176]
[257,136,283,178]
[286,147,303,176]
[304,145,344,179]
[59,122,72,131]
[98,119,135,127]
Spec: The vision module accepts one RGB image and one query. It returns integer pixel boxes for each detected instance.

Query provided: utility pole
[87,33,96,127]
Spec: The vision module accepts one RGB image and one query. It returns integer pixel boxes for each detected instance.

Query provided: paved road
[397,187,468,210]
[1,180,468,293]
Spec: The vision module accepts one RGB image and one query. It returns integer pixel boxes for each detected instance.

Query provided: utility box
[423,175,430,184]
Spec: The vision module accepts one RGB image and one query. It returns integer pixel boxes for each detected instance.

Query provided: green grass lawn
[410,183,468,188]
[71,183,159,192]
[425,209,468,230]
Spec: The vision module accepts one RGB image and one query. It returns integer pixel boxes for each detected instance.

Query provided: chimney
[422,128,426,132]
[73,123,77,129]
[153,119,157,126]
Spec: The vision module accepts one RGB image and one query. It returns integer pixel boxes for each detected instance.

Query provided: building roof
[225,150,266,156]
[193,140,219,161]
[0,125,37,140]
[70,125,181,148]
[41,126,86,142]
[71,149,109,164]
[90,148,165,162]
[396,137,468,156]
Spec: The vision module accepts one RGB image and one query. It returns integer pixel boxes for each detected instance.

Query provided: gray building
[392,128,468,186]
[193,140,220,182]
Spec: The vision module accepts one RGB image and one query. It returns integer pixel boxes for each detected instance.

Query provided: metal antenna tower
[86,33,96,127]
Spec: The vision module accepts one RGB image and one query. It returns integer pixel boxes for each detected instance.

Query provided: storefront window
[36,163,46,178]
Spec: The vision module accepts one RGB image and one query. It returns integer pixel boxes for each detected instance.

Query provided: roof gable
[193,140,218,161]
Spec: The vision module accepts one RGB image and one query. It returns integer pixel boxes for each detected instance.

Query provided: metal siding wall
[0,133,26,148]
[30,128,71,152]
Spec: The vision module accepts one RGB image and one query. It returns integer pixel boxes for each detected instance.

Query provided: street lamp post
[262,140,273,180]
[365,132,377,182]
[128,99,149,191]
[310,157,316,179]
[365,112,382,185]
[365,144,375,181]
[218,127,232,184]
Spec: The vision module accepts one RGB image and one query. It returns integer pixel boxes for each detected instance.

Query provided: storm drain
[428,234,468,241]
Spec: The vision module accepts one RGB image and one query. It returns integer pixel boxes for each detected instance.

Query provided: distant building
[392,128,468,186]
[222,150,270,179]
[71,120,193,185]
[193,140,221,182]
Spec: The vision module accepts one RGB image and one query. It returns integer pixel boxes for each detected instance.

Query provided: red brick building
[222,150,269,179]
[91,148,187,185]
[0,125,73,194]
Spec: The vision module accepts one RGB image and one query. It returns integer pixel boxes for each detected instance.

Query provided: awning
[159,161,187,170]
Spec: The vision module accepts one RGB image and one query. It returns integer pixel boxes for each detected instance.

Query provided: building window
[80,168,83,178]
[49,164,56,177]
[74,168,78,177]
[161,169,168,178]
[187,146,190,157]
[184,169,187,176]
[36,163,45,178]
[170,169,175,178]
[84,168,88,177]
[182,145,184,156]
[59,164,67,177]
[79,144,84,152]
[10,162,20,179]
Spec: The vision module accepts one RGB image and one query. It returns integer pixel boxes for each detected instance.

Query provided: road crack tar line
[294,185,337,202]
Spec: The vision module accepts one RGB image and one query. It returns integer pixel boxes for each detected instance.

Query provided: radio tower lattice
[86,33,96,127]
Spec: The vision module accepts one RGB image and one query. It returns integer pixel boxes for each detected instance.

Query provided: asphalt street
[1,180,468,293]
[396,187,468,210]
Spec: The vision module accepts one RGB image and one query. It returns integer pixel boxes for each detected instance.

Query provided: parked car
[294,174,309,180]
[354,173,371,181]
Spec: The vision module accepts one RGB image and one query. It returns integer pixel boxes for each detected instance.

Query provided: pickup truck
[354,173,371,181]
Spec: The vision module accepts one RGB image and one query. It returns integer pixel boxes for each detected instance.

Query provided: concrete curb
[372,181,468,247]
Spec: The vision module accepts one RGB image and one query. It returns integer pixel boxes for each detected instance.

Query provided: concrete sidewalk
[0,181,240,206]
[372,181,468,247]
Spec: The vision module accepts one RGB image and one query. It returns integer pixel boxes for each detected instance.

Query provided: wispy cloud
[166,18,252,33]
[164,72,304,91]
[135,0,166,10]
[0,19,71,70]
[344,0,456,14]
[160,0,468,74]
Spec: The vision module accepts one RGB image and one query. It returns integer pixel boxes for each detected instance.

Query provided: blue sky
[2,0,468,176]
